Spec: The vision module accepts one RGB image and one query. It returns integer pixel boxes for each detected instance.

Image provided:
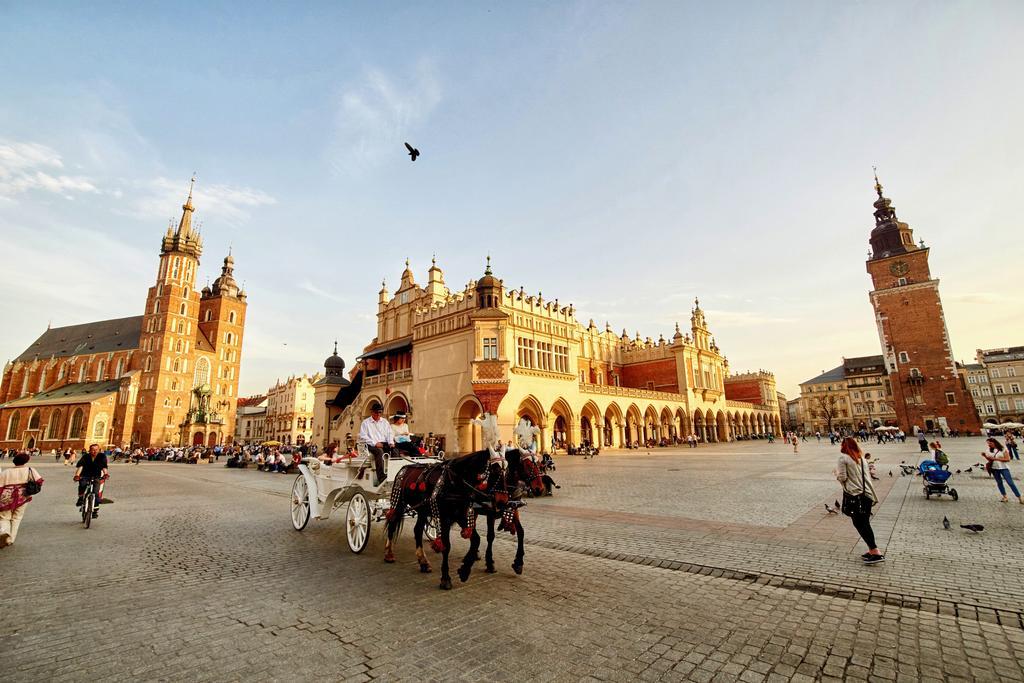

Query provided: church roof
[195,328,215,353]
[0,379,122,408]
[801,365,846,386]
[14,316,142,363]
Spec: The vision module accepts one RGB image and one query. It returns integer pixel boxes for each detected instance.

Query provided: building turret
[475,256,503,309]
[868,169,918,260]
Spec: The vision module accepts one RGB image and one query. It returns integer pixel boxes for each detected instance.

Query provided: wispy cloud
[331,59,442,172]
[0,139,99,200]
[298,279,348,303]
[704,309,797,327]
[125,176,277,226]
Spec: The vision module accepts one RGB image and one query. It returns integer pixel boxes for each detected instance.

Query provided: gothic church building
[0,182,247,450]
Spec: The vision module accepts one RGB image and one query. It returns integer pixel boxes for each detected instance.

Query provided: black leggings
[850,512,877,550]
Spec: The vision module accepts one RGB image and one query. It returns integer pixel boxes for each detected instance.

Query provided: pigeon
[942,516,950,530]
[965,467,973,473]
[404,142,420,161]
[835,499,841,510]
[960,524,984,533]
[955,469,961,474]
[825,503,838,515]
[889,470,893,477]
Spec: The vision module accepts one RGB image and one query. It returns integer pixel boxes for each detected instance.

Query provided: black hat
[370,402,383,412]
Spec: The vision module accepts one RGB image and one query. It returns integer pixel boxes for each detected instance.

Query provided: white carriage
[289,443,440,553]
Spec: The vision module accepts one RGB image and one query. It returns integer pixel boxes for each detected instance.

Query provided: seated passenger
[391,413,419,457]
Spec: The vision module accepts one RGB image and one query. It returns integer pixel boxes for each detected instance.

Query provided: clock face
[889,260,909,277]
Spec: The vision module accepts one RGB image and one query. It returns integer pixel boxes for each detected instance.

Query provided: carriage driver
[358,403,393,486]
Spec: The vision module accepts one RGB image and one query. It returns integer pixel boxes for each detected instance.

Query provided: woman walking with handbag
[836,437,884,564]
[0,452,44,548]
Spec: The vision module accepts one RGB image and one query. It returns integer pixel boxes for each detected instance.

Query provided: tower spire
[177,174,196,237]
[873,166,883,199]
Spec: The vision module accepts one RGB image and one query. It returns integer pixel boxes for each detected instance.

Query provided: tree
[814,394,840,433]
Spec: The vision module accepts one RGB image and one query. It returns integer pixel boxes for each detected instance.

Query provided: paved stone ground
[2,438,1023,682]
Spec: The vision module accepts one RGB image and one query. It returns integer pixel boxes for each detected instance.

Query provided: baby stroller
[919,460,958,500]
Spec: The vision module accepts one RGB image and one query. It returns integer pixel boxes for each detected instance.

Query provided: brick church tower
[865,172,979,434]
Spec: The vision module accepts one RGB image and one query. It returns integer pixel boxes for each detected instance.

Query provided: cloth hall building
[0,183,247,451]
[312,259,781,455]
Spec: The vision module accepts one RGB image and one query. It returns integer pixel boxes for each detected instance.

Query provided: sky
[1,1,1022,399]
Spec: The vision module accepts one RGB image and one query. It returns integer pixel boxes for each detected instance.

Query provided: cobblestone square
[3,437,1023,681]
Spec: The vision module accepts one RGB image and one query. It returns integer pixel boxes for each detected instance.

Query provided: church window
[38,371,46,393]
[204,310,212,322]
[180,303,187,315]
[177,321,184,334]
[67,408,85,439]
[897,351,909,364]
[47,409,62,439]
[172,257,180,279]
[6,412,20,440]
[171,379,178,391]
[167,413,174,425]
[115,358,124,378]
[225,332,234,345]
[145,356,152,373]
[78,364,87,383]
[175,398,181,407]
[58,363,66,380]
[175,340,183,353]
[154,300,161,314]
[96,360,105,381]
[946,392,957,405]
[194,357,211,388]
[173,358,180,373]
[228,311,236,324]
[163,398,171,408]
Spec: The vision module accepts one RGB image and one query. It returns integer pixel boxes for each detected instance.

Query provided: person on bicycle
[74,444,109,517]
[358,403,393,486]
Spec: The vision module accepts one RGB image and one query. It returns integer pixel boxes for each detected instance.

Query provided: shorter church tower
[864,172,979,434]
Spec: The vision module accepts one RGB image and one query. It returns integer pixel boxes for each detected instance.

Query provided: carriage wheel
[290,475,311,531]
[346,492,371,553]
[950,488,959,501]
[424,515,439,544]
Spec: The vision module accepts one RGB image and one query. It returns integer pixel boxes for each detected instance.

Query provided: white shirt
[359,416,394,446]
[988,449,1009,470]
[392,422,411,443]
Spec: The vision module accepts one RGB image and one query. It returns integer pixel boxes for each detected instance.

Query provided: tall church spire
[161,175,203,259]
[177,174,197,237]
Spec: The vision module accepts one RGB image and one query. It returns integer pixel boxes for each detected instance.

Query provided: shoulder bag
[23,468,42,496]
[841,456,873,517]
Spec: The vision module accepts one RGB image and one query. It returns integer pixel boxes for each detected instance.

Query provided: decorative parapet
[579,382,684,402]
[473,360,508,382]
[727,399,778,412]
[363,368,413,388]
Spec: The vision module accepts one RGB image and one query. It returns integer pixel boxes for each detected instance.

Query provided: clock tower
[865,172,979,434]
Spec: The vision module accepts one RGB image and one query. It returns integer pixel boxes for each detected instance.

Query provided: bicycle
[77,476,105,528]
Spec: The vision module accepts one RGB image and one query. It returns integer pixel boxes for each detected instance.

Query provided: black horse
[477,449,546,575]
[384,448,493,590]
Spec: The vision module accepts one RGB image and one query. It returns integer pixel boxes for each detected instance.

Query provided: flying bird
[404,142,420,161]
[825,503,838,515]
[943,516,950,530]
[961,524,985,533]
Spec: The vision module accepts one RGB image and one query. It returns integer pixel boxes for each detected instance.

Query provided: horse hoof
[384,553,396,564]
[512,563,523,575]
[485,565,496,574]
[458,567,471,583]
[419,564,432,573]
[439,579,452,590]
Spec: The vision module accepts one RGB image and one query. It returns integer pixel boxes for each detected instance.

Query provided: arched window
[144,356,152,373]
[20,371,29,396]
[180,302,187,315]
[163,398,171,407]
[96,359,106,381]
[154,300,161,314]
[175,398,181,407]
[6,412,20,440]
[175,340,183,353]
[58,363,66,380]
[171,379,178,391]
[28,409,41,430]
[68,408,85,439]
[166,413,173,425]
[173,358,180,373]
[47,409,62,439]
[78,364,87,383]
[228,311,236,324]
[204,310,212,322]
[171,257,180,279]
[225,332,234,344]
[114,358,124,378]
[177,321,184,334]
[38,370,47,392]
[194,357,211,388]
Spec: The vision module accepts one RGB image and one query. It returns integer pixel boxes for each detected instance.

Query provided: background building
[959,347,1024,424]
[0,182,246,450]
[315,259,782,455]
[265,373,320,446]
[234,395,267,445]
[797,355,897,434]
[864,174,979,434]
